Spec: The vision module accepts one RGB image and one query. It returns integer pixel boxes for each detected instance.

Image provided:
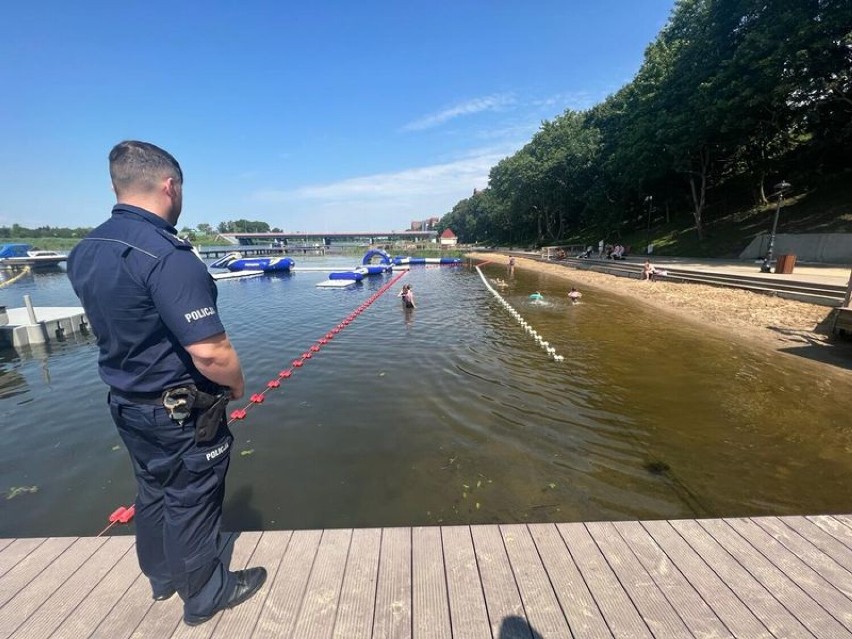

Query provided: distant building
[439,228,458,247]
[410,217,440,232]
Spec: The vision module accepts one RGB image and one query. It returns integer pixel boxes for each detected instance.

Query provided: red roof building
[439,228,458,246]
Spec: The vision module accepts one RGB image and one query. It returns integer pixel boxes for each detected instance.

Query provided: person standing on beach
[67,141,266,626]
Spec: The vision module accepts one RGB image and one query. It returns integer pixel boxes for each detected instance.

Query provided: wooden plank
[51,538,141,639]
[0,537,106,639]
[442,525,490,639]
[168,531,261,639]
[755,517,852,597]
[411,526,451,639]
[292,528,351,638]
[836,515,852,534]
[557,522,652,639]
[333,528,382,639]
[214,530,292,639]
[725,518,852,633]
[0,538,46,581]
[469,524,528,638]
[587,522,691,638]
[808,515,852,550]
[14,536,134,639]
[253,529,322,639]
[501,524,571,638]
[688,518,831,638]
[0,537,73,608]
[89,571,159,639]
[784,517,852,573]
[641,520,773,638]
[372,527,412,639]
[528,524,612,639]
[0,539,14,557]
[613,521,732,639]
[333,528,381,639]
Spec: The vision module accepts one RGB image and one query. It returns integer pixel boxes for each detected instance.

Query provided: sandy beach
[470,253,852,376]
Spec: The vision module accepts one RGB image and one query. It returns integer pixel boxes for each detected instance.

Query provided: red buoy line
[226,269,407,424]
[97,269,409,536]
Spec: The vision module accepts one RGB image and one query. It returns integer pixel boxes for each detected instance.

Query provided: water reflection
[0,368,27,400]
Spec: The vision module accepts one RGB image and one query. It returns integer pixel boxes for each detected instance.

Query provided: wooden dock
[1,515,851,638]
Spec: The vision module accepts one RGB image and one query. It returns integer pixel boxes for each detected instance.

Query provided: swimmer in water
[398,283,416,309]
[529,291,543,300]
[568,287,582,304]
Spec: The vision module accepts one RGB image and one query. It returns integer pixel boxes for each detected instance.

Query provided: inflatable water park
[208,248,462,286]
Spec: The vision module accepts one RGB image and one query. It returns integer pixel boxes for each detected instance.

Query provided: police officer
[67,141,266,626]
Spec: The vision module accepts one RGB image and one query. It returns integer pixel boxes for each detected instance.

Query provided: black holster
[162,386,228,443]
[194,392,228,443]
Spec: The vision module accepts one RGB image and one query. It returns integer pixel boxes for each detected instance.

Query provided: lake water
[2,259,851,538]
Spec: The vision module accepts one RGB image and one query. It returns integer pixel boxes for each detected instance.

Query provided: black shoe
[153,588,176,601]
[183,567,267,626]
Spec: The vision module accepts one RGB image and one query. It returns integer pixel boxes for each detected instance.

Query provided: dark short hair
[109,140,183,196]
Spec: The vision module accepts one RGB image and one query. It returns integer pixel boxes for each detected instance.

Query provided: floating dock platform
[0,297,89,351]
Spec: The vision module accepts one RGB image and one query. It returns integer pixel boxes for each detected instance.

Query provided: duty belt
[109,388,162,405]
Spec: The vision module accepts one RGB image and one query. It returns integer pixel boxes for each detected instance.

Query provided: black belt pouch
[194,394,229,443]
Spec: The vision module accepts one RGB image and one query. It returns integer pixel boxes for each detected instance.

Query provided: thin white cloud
[255,149,508,204]
[401,94,515,132]
[249,147,517,230]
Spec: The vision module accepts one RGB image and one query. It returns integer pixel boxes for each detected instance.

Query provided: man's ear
[164,177,179,197]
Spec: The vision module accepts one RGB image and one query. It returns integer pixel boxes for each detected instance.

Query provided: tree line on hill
[436,0,852,248]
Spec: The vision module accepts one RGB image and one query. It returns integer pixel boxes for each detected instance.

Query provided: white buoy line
[475,266,565,362]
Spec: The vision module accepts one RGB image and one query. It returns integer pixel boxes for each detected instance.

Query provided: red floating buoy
[293,359,304,367]
[118,505,135,523]
[279,369,293,378]
[267,380,280,388]
[310,344,320,352]
[109,506,127,523]
[250,393,265,403]
[231,409,247,420]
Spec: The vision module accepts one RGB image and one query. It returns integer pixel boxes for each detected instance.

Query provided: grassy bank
[566,173,852,258]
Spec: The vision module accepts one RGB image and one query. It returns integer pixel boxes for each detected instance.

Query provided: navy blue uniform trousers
[109,393,236,617]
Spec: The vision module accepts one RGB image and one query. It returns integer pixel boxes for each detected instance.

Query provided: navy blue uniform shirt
[68,204,226,393]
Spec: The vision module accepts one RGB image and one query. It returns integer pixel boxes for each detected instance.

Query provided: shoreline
[469,253,852,377]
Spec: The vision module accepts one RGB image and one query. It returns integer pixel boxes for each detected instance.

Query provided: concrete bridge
[222,230,437,246]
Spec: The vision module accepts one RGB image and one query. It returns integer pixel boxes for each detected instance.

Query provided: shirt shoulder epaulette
[154,227,193,251]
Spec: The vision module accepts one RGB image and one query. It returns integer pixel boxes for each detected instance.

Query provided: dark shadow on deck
[499,615,544,638]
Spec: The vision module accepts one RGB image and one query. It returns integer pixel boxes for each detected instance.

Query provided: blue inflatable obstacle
[321,252,391,287]
[361,249,392,266]
[209,252,294,273]
[329,269,365,281]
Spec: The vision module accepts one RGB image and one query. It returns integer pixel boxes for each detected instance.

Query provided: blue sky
[1,1,675,233]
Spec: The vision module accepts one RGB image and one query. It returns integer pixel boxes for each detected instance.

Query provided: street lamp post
[760,181,791,273]
[644,195,654,255]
